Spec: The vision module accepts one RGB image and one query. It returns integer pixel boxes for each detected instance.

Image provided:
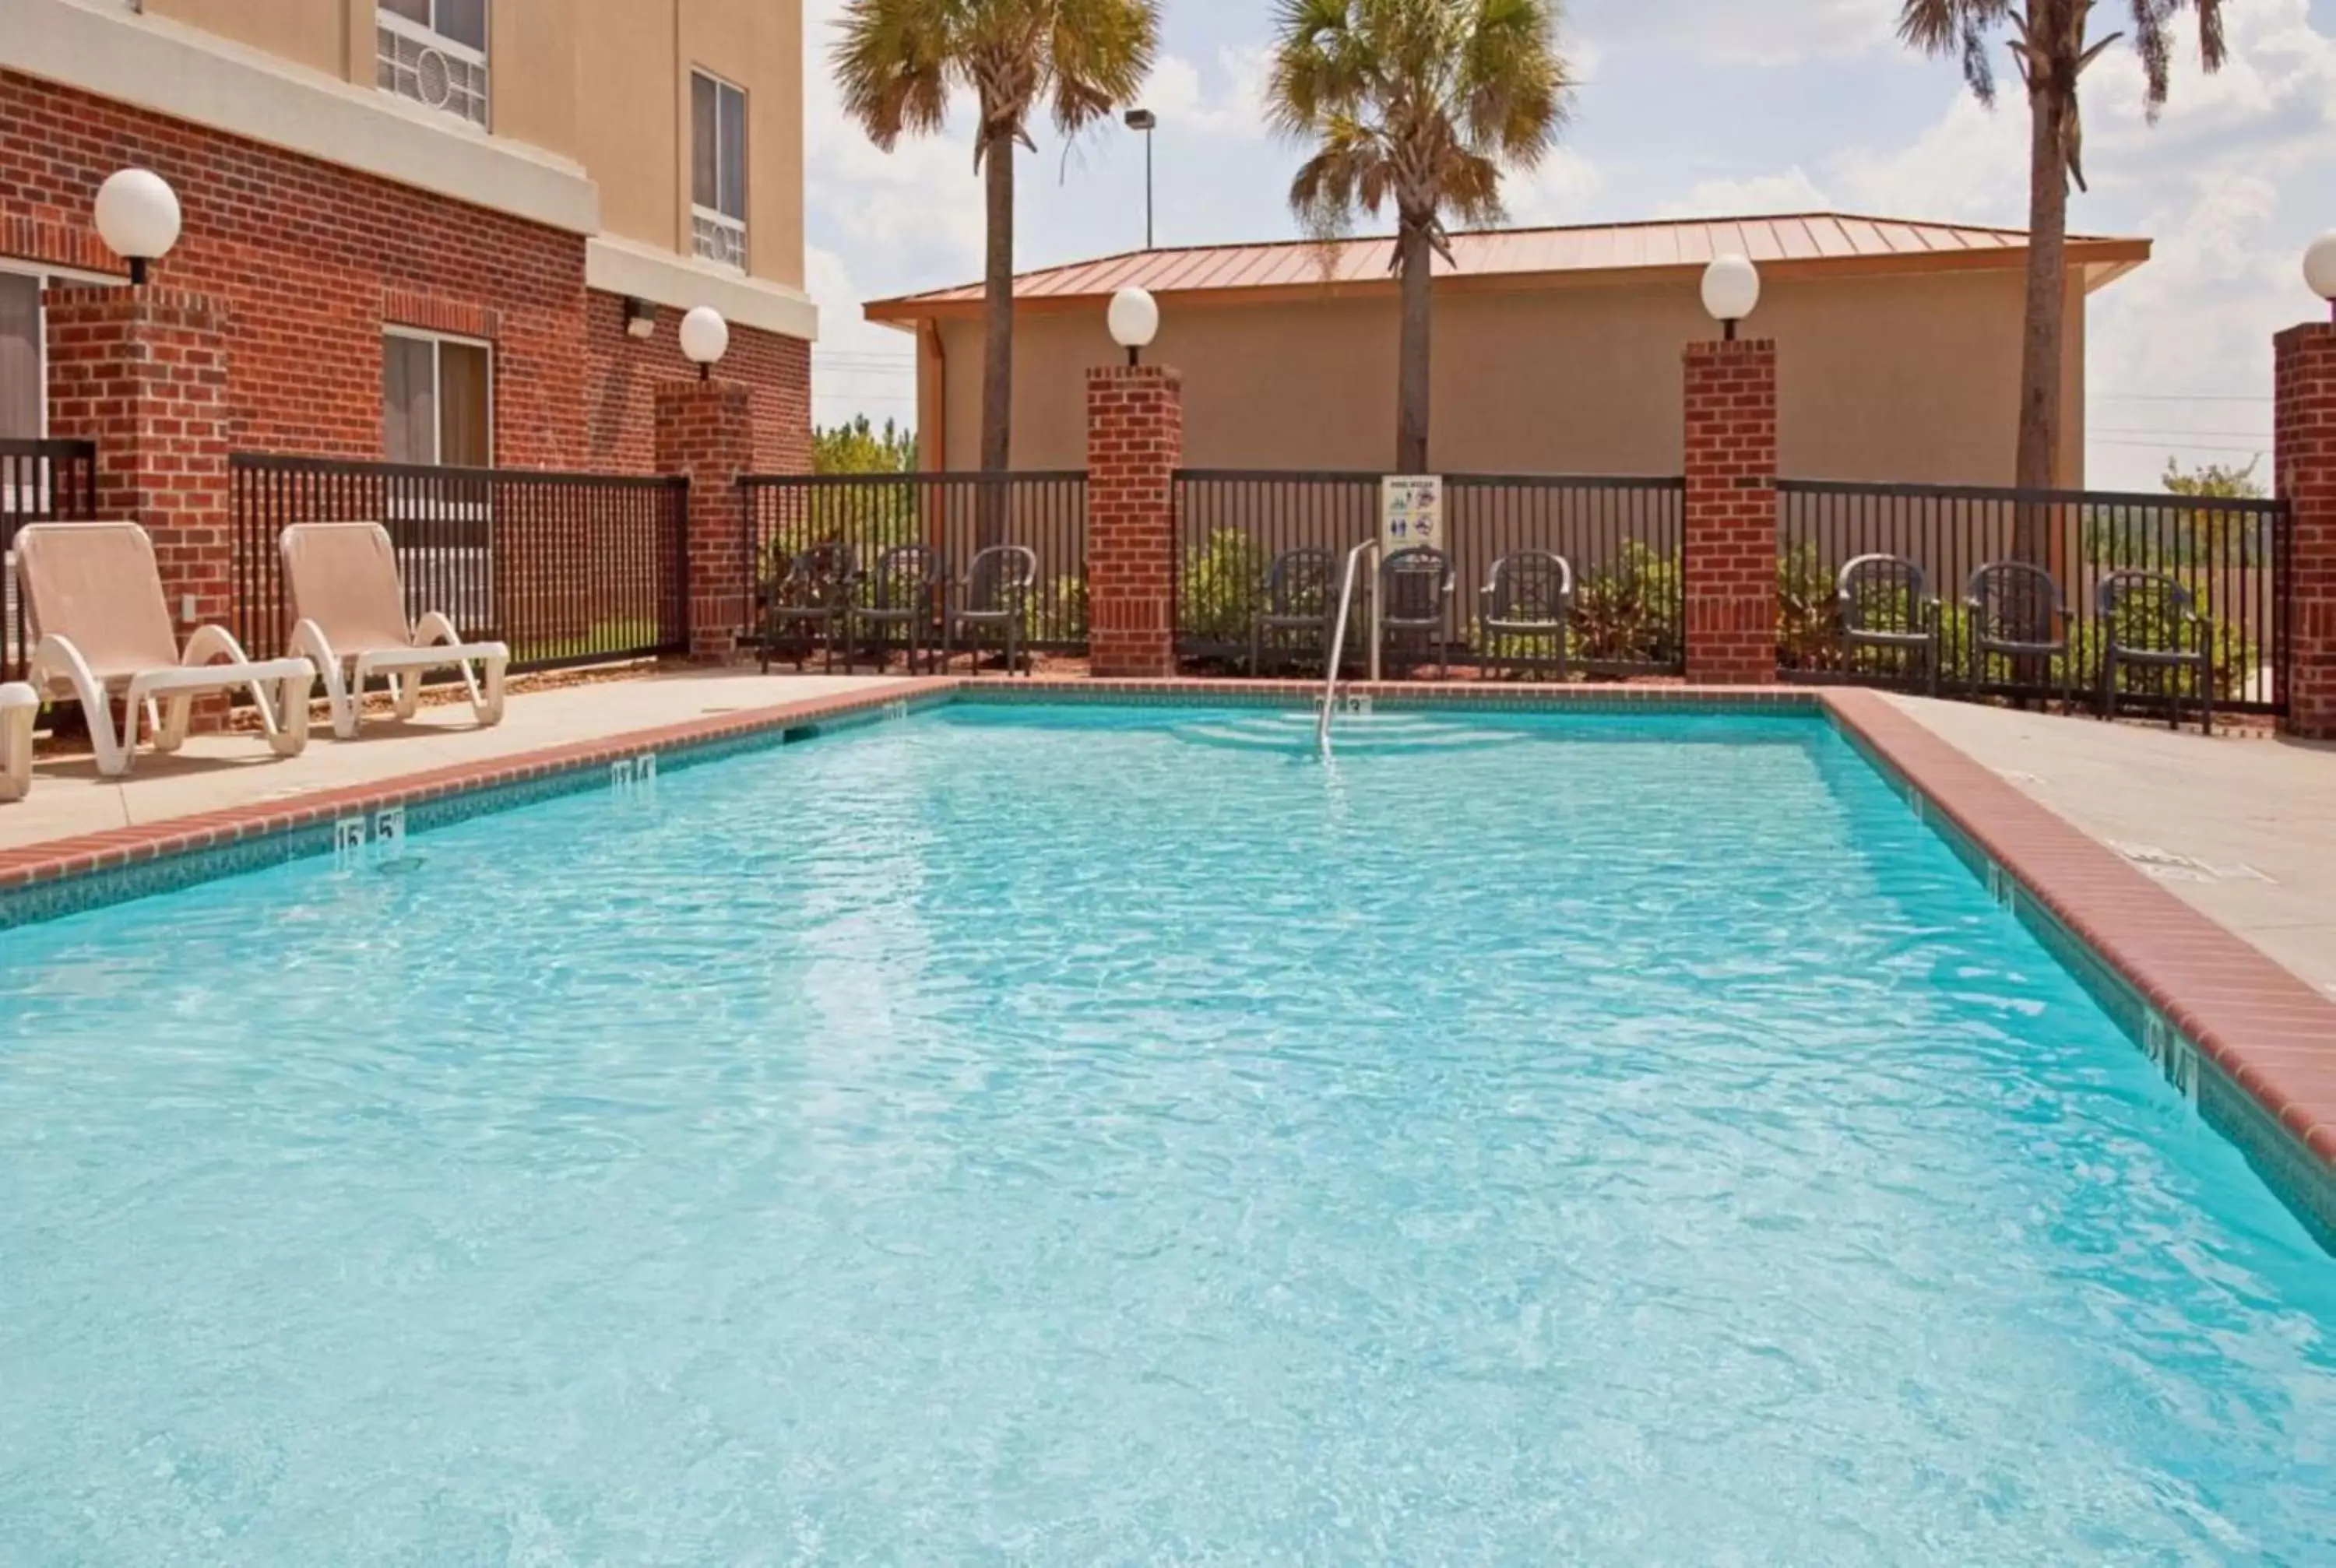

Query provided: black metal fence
[2,438,99,681]
[1173,469,1687,673]
[1777,478,2291,713]
[230,454,689,673]
[738,472,1089,652]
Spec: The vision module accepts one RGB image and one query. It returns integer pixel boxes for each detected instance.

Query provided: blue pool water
[2,703,2331,1563]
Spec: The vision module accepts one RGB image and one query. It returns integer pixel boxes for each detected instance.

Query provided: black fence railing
[1173,469,1687,673]
[738,472,1089,655]
[2,438,99,681]
[1777,478,2290,714]
[230,454,689,673]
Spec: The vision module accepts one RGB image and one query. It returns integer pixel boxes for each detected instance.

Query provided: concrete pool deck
[0,669,919,853]
[1882,694,2336,1003]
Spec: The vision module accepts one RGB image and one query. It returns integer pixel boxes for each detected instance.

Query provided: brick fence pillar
[1681,338,1778,684]
[656,377,755,663]
[43,284,234,724]
[1085,364,1182,678]
[2276,322,2336,738]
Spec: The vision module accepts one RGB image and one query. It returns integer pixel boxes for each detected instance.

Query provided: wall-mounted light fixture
[623,296,658,339]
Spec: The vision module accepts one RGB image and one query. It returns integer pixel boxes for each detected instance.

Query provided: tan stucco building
[867,215,2148,488]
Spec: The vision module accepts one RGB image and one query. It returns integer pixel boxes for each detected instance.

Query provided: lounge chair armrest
[180,623,259,667]
[414,610,466,648]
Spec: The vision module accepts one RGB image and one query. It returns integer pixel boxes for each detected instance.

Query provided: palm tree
[834,0,1159,492]
[1898,0,2227,519]
[1268,0,1571,473]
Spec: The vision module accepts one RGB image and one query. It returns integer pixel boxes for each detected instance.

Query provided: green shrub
[1571,541,1680,666]
[1179,528,1266,644]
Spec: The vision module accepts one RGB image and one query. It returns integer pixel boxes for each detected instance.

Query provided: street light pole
[1124,107,1156,249]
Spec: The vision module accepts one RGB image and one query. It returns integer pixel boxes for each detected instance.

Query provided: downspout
[921,319,948,550]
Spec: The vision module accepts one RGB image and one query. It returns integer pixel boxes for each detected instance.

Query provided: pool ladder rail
[1316,538,1381,758]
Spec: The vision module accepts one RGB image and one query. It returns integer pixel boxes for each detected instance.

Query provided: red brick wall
[2276,322,2336,738]
[655,378,757,659]
[43,285,232,722]
[1085,364,1180,678]
[2,69,810,476]
[1682,338,1779,684]
[585,291,811,476]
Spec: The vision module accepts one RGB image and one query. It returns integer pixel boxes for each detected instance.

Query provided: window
[0,262,123,444]
[378,0,489,128]
[691,71,748,269]
[0,272,38,442]
[383,331,491,466]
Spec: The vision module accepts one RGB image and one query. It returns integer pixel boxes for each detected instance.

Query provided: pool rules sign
[1381,475,1444,557]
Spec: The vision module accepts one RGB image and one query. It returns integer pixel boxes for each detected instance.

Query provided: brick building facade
[2,67,810,475]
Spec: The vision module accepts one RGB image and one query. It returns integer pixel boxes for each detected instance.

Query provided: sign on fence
[1381,474,1444,557]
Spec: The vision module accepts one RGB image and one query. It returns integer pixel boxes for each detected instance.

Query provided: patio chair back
[868,543,944,609]
[1965,561,2064,649]
[13,522,181,683]
[962,545,1037,615]
[1483,550,1574,624]
[280,522,415,654]
[1262,547,1337,619]
[2095,569,2200,652]
[1380,547,1454,630]
[1836,554,1931,637]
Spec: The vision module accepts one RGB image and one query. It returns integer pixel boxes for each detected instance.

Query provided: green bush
[1571,541,1680,666]
[1179,528,1267,645]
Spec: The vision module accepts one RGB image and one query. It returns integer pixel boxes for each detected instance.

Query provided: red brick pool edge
[2,677,2331,1215]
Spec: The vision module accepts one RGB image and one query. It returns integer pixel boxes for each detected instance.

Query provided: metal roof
[865,212,2150,321]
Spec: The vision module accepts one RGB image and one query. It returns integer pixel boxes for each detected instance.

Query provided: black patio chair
[1965,560,2074,711]
[1248,547,1339,677]
[852,543,947,673]
[1379,546,1455,679]
[945,544,1038,677]
[1836,553,1940,694]
[1479,550,1574,680]
[758,540,859,674]
[2096,569,2213,734]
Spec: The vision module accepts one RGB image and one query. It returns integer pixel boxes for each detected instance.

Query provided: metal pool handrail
[1318,538,1380,758]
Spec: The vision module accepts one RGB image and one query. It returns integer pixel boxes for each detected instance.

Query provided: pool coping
[4,674,2332,1246]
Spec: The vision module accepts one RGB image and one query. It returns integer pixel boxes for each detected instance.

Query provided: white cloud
[1659,167,1831,220]
[1502,147,1606,227]
[1579,0,1893,66]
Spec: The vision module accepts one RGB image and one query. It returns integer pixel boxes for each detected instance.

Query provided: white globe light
[678,306,730,370]
[2306,232,2336,304]
[1700,253,1761,326]
[94,167,182,279]
[1106,287,1160,350]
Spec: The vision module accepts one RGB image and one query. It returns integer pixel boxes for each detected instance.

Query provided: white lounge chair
[1,681,35,801]
[15,522,314,778]
[280,522,508,740]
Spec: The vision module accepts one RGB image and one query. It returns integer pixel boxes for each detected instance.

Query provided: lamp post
[679,305,730,381]
[1124,107,1156,250]
[1700,253,1761,342]
[1107,287,1159,368]
[93,167,181,286]
[2308,233,2336,323]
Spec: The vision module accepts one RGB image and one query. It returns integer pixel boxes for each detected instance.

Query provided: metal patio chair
[945,544,1038,676]
[1965,560,2074,712]
[758,540,860,674]
[2095,569,2214,734]
[852,543,947,674]
[1836,553,1940,694]
[1479,550,1574,680]
[1379,546,1455,679]
[1248,547,1339,677]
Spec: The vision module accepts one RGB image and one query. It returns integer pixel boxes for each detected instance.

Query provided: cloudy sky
[800,0,2336,489]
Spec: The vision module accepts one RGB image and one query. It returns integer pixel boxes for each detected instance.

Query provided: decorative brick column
[2276,322,2336,739]
[43,283,235,725]
[656,378,755,662]
[1085,364,1182,677]
[1681,338,1779,684]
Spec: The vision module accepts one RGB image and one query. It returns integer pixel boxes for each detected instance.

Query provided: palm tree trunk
[978,128,1016,549]
[1395,217,1433,474]
[2015,56,2071,543]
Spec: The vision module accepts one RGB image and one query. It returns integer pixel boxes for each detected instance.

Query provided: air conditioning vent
[377,22,488,128]
[414,47,452,109]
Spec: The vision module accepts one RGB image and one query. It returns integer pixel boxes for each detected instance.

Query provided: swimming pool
[2,701,2330,1561]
